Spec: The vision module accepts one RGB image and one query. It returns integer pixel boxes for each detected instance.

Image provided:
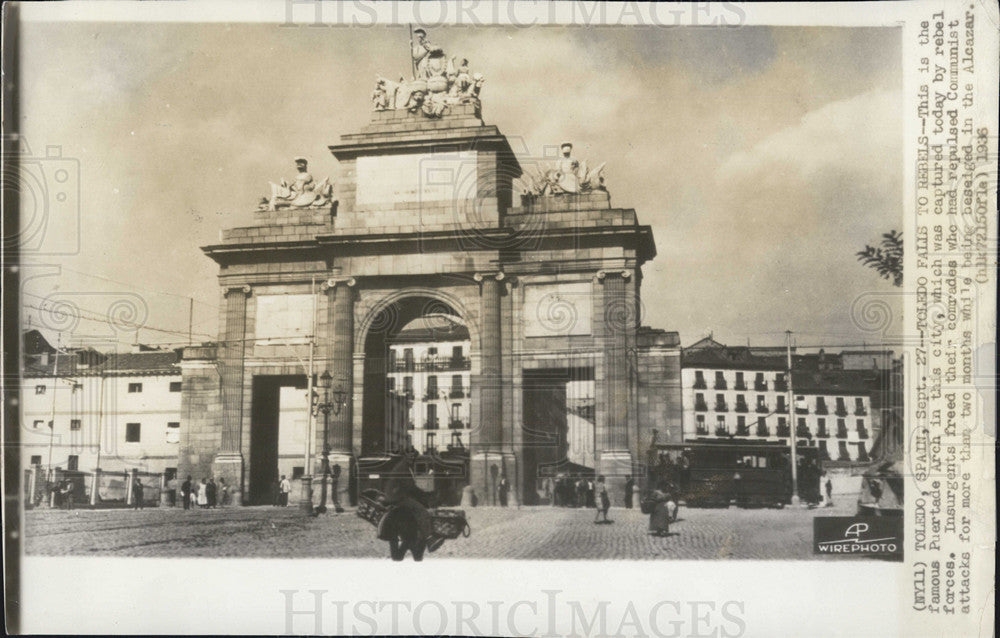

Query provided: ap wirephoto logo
[813,517,904,560]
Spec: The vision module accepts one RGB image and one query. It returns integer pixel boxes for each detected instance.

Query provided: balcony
[714,379,728,390]
[393,361,416,372]
[754,380,768,391]
[854,407,868,416]
[449,387,467,399]
[774,380,788,392]
[775,404,788,414]
[735,423,750,436]
[695,400,709,412]
[693,378,707,390]
[734,380,748,391]
[755,423,770,437]
[449,418,466,430]
[796,424,812,439]
[776,423,790,437]
[834,405,848,417]
[815,404,829,415]
[857,444,870,462]
[696,425,709,436]
[755,404,769,414]
[421,357,472,372]
[735,401,749,413]
[714,401,729,412]
[423,390,441,401]
[424,418,439,430]
[836,426,848,439]
[857,426,869,440]
[714,426,729,437]
[816,427,830,438]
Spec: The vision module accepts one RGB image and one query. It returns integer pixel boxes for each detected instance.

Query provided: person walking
[593,475,611,523]
[648,488,671,537]
[330,465,345,514]
[60,479,74,510]
[498,473,509,507]
[197,479,209,508]
[132,477,145,510]
[219,477,229,507]
[279,475,291,507]
[180,475,190,510]
[206,478,217,508]
[825,477,833,507]
[624,475,635,509]
[271,477,281,507]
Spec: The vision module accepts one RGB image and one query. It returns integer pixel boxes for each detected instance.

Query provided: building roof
[388,315,470,345]
[23,349,182,378]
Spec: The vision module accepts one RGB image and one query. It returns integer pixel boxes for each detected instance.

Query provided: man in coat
[181,476,192,510]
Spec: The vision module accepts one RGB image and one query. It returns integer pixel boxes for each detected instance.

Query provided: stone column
[214,284,250,505]
[596,270,633,505]
[321,277,355,509]
[470,272,514,506]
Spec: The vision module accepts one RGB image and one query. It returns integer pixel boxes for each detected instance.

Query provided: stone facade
[183,100,681,506]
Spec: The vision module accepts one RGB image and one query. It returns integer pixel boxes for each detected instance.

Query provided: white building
[681,338,885,463]
[386,316,472,454]
[21,333,184,478]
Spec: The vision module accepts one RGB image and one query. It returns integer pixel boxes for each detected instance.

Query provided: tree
[856,230,902,287]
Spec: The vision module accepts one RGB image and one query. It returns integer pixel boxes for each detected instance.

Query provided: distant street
[24,496,861,560]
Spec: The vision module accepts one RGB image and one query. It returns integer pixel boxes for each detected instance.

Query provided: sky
[17,22,903,351]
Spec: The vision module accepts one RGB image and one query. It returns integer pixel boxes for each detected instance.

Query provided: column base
[598,450,634,507]
[313,453,351,513]
[469,451,518,507]
[299,475,314,514]
[212,453,244,506]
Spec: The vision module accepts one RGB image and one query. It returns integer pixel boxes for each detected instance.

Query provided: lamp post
[313,370,347,515]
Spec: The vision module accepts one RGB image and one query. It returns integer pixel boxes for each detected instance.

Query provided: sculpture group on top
[372,28,485,119]
[258,157,334,211]
[522,143,607,196]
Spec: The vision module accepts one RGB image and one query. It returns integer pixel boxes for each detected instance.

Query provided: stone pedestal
[469,451,518,507]
[212,453,244,505]
[598,450,633,507]
[314,453,351,511]
[299,475,314,514]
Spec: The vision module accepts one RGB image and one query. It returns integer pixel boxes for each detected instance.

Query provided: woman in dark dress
[648,489,671,536]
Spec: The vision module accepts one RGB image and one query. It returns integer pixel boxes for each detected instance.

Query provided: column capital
[224,284,252,296]
[473,271,505,283]
[322,277,356,291]
[594,269,631,282]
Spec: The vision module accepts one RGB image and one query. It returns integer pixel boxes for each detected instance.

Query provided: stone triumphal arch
[177,32,682,507]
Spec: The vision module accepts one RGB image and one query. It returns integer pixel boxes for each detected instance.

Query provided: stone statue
[261,158,334,211]
[522,142,607,196]
[372,28,485,119]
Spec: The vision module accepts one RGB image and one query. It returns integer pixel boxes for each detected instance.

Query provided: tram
[646,440,822,508]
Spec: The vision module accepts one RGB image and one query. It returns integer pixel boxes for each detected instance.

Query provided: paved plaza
[24,496,861,560]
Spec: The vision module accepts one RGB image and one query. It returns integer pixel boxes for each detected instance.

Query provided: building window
[854,397,867,415]
[450,374,463,397]
[694,392,707,411]
[125,423,141,442]
[776,396,787,412]
[836,418,848,438]
[452,345,463,359]
[128,383,143,393]
[754,372,767,391]
[736,416,748,436]
[817,418,828,437]
[714,371,727,389]
[169,381,182,392]
[715,415,727,435]
[425,404,437,430]
[774,373,788,391]
[835,397,847,416]
[388,349,398,368]
[67,455,79,471]
[70,419,81,431]
[428,347,438,356]
[165,468,178,481]
[734,372,746,390]
[403,376,413,395]
[693,370,706,389]
[756,417,768,437]
[30,455,42,466]
[695,414,707,434]
[815,397,828,414]
[166,422,180,444]
[425,376,438,400]
[387,377,396,392]
[291,466,304,480]
[714,393,727,411]
[35,385,46,395]
[403,348,414,370]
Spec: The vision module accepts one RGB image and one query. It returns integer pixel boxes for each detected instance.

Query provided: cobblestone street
[24,497,861,560]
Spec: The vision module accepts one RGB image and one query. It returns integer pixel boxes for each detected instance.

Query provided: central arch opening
[358,294,474,505]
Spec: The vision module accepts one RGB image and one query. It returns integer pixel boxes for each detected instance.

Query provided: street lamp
[313,370,347,515]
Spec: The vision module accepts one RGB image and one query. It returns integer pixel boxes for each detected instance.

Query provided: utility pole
[786,330,800,506]
[46,334,61,479]
[301,277,317,514]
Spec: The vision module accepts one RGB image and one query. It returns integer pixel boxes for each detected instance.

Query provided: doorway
[248,375,306,505]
